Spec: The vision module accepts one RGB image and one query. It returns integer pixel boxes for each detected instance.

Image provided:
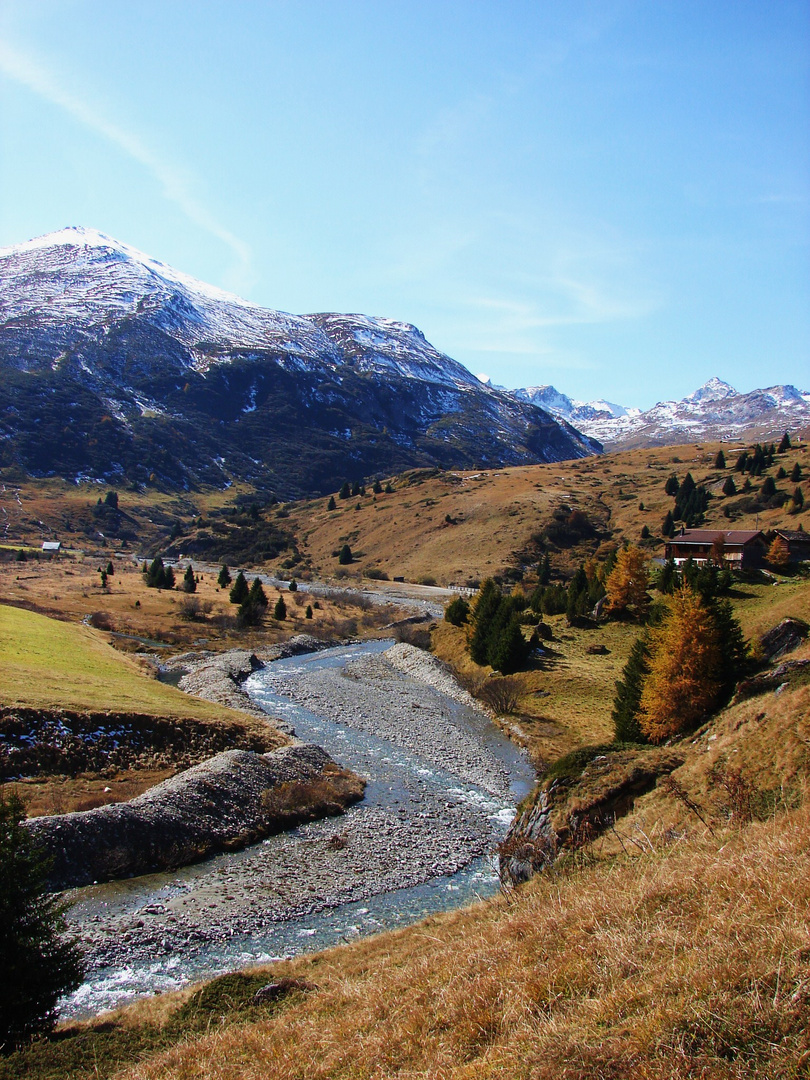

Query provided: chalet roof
[669,529,764,546]
[41,541,61,551]
[774,529,810,542]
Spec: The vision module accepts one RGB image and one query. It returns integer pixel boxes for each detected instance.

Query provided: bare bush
[475,674,527,715]
[178,596,214,622]
[394,624,433,650]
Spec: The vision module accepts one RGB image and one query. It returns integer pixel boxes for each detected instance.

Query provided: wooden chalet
[41,541,62,556]
[769,529,810,564]
[665,529,766,568]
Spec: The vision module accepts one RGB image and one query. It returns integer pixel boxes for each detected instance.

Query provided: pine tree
[792,486,805,512]
[105,560,115,576]
[338,544,353,564]
[791,462,802,483]
[274,595,287,620]
[444,596,470,626]
[327,495,337,511]
[468,579,502,665]
[612,635,651,743]
[778,431,791,453]
[217,564,232,588]
[638,588,723,742]
[305,604,313,619]
[538,553,551,585]
[182,564,197,593]
[662,509,675,537]
[229,570,250,605]
[722,475,737,497]
[339,482,350,500]
[714,449,726,469]
[248,577,268,608]
[372,479,383,494]
[0,793,84,1050]
[665,474,680,496]
[489,613,529,675]
[385,482,394,494]
[640,524,650,540]
[288,578,298,592]
[761,475,777,499]
[735,450,748,472]
[604,545,649,619]
[656,559,677,594]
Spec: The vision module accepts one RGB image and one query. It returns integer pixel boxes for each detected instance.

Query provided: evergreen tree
[146,556,174,590]
[229,570,250,605]
[468,580,502,665]
[351,481,362,497]
[612,636,651,743]
[338,544,353,564]
[182,564,197,593]
[665,474,680,496]
[538,553,551,585]
[385,482,394,494]
[99,569,107,589]
[103,490,119,509]
[489,613,529,675]
[444,596,470,626]
[735,450,748,473]
[105,560,115,576]
[714,449,726,469]
[792,486,805,511]
[722,475,737,497]
[640,524,650,540]
[217,564,232,588]
[761,475,777,499]
[566,565,590,623]
[305,605,313,619]
[288,578,298,592]
[248,577,268,608]
[327,495,337,511]
[0,793,84,1050]
[662,510,675,537]
[656,559,677,595]
[273,595,287,620]
[372,479,383,494]
[778,431,791,453]
[791,462,802,483]
[339,482,351,500]
[776,466,787,480]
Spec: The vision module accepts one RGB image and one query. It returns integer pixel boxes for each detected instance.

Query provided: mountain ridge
[0,228,598,495]
[511,376,810,447]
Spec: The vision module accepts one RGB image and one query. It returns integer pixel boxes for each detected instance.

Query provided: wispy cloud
[0,38,251,286]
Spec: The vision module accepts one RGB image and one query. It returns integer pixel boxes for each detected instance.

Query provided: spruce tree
[761,475,777,499]
[288,578,298,592]
[791,462,802,483]
[612,636,651,743]
[714,449,726,469]
[327,495,337,511]
[722,475,737,497]
[792,487,805,511]
[665,474,680,496]
[248,577,268,608]
[662,510,675,537]
[0,793,84,1050]
[339,482,351,500]
[372,479,383,494]
[274,595,287,620]
[217,564,232,588]
[444,596,470,626]
[182,564,197,593]
[338,544,353,565]
[778,431,791,453]
[229,570,250,605]
[490,613,529,675]
[305,605,313,619]
[468,580,502,665]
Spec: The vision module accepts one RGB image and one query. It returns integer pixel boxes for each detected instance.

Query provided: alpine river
[63,640,535,1019]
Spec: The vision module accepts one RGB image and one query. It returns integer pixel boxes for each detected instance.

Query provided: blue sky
[0,1,807,408]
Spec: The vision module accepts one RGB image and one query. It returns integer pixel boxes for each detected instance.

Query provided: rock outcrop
[26,743,365,891]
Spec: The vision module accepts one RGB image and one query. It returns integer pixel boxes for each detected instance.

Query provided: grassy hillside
[0,605,253,721]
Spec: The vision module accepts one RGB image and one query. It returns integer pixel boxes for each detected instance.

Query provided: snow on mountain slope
[0,227,598,493]
[510,378,810,447]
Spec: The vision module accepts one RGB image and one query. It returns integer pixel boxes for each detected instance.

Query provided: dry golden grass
[279,440,810,586]
[101,793,810,1080]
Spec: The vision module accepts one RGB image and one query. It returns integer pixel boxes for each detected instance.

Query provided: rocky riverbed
[63,640,535,1018]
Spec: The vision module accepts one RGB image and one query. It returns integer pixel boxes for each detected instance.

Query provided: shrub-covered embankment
[25,744,365,890]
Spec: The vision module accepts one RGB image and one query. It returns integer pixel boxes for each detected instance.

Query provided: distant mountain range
[0,228,597,496]
[511,376,810,448]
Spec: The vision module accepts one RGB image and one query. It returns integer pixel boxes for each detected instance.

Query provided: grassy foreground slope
[0,604,271,729]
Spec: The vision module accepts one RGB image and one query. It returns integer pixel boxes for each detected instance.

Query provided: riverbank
[62,639,534,1018]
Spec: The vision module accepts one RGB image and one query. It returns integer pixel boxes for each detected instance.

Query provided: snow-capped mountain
[510,377,810,448]
[0,228,598,494]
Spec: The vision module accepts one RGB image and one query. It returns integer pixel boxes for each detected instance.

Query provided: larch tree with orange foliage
[638,587,722,743]
[603,544,649,619]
